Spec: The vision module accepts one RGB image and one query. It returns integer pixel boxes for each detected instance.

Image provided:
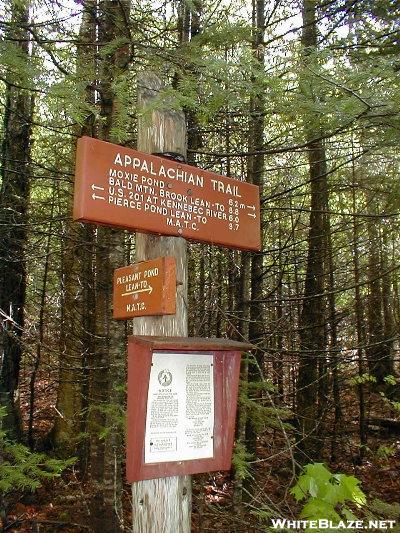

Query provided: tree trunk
[0,0,33,440]
[351,146,367,459]
[232,251,250,509]
[53,0,96,458]
[365,195,393,384]
[245,0,266,456]
[28,186,56,449]
[326,210,342,461]
[380,228,395,395]
[87,2,130,531]
[274,223,284,402]
[296,0,329,462]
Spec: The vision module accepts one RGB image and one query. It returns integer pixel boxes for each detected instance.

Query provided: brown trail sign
[113,257,176,319]
[73,136,261,251]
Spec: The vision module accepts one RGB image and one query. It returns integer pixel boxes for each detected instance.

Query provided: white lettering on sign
[74,137,261,250]
[144,352,214,463]
[210,179,241,197]
[88,168,252,235]
[117,267,159,296]
[126,301,146,312]
[114,152,205,188]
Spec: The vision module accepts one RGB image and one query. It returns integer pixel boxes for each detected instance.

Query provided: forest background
[1,0,400,531]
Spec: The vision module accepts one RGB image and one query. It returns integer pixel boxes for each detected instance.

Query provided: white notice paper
[144,352,214,463]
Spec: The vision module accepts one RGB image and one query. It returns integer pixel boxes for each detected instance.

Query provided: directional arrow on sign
[92,193,105,200]
[247,213,256,218]
[113,257,176,319]
[122,285,154,297]
[92,184,105,191]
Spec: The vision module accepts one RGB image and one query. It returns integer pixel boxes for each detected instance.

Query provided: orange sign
[113,257,176,319]
[73,136,261,251]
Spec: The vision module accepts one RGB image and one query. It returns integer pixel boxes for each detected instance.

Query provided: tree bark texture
[131,73,191,533]
[0,0,33,439]
[296,0,329,462]
[245,0,266,456]
[85,2,130,531]
[54,0,96,458]
[351,153,367,457]
[365,195,394,384]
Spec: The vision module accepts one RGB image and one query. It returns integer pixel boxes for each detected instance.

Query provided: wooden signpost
[73,135,261,251]
[130,74,191,533]
[73,73,258,533]
[113,257,176,319]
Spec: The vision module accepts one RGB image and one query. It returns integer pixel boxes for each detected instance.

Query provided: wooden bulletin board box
[127,336,252,482]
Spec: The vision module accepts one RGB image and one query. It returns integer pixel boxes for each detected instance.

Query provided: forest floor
[2,380,400,532]
[3,431,400,533]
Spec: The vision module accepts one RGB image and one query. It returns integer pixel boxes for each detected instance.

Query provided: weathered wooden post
[73,72,260,532]
[131,73,191,532]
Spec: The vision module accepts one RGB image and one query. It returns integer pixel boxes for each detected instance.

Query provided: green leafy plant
[0,407,75,493]
[366,499,400,531]
[88,394,126,441]
[231,441,254,481]
[348,373,377,386]
[376,445,396,462]
[379,375,400,412]
[290,463,366,525]
[383,375,397,386]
